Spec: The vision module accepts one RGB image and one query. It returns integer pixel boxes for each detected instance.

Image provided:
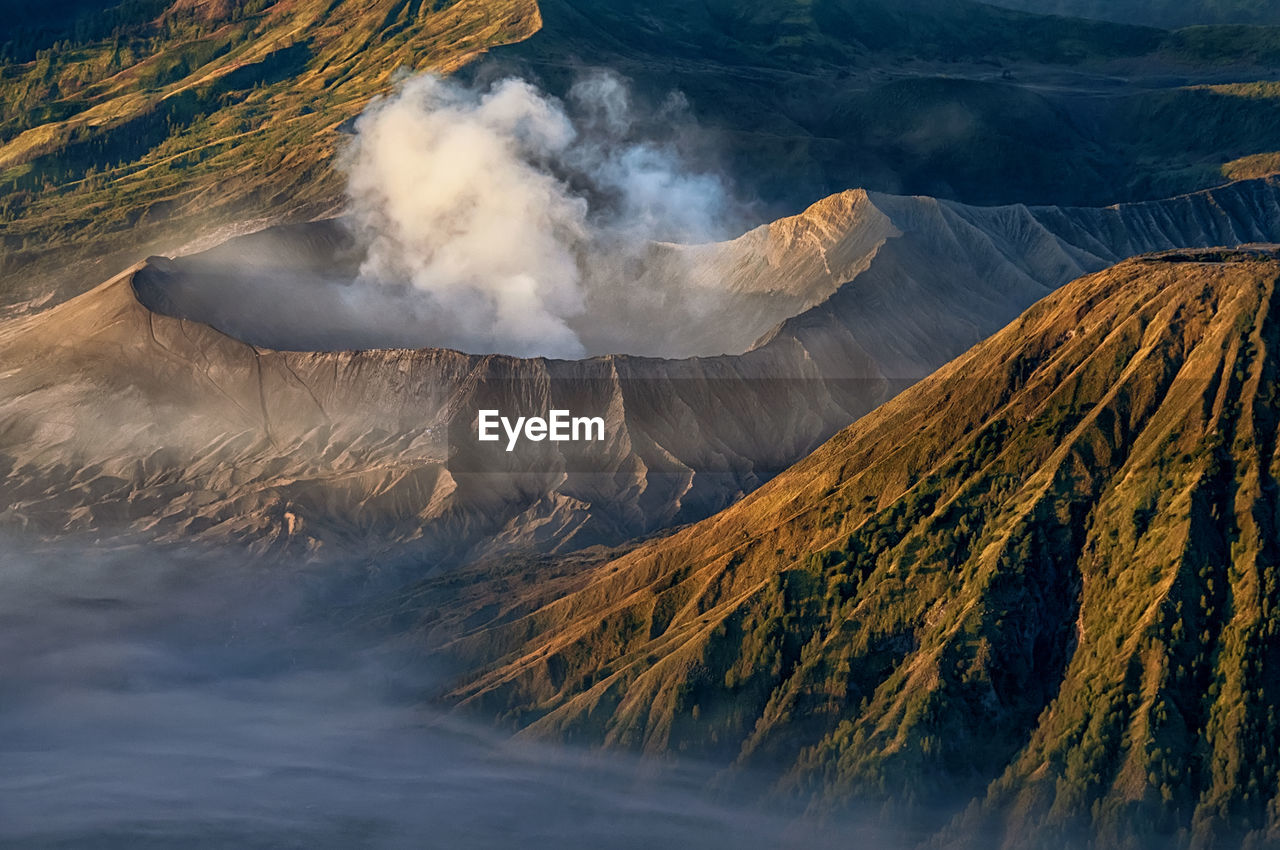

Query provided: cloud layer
[0,538,882,849]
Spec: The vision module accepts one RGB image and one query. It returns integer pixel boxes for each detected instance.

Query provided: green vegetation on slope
[0,0,540,308]
[421,250,1280,848]
[0,0,174,63]
[1161,23,1280,64]
[1224,150,1280,180]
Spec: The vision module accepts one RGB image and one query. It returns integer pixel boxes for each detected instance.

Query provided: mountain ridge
[429,247,1280,848]
[978,0,1280,28]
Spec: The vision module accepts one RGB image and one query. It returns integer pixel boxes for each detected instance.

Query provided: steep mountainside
[768,176,1280,380]
[0,0,541,310]
[432,249,1280,849]
[4,179,1280,565]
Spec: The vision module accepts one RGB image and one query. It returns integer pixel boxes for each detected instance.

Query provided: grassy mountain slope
[427,249,1280,848]
[0,0,540,309]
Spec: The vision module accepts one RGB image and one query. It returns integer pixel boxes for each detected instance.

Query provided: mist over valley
[5,1,1280,847]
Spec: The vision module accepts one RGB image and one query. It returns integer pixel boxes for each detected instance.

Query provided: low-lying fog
[0,538,887,849]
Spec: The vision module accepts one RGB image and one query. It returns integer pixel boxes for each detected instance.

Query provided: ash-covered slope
[4,178,1280,565]
[136,176,1280,369]
[434,249,1280,849]
[766,175,1280,381]
[0,260,881,564]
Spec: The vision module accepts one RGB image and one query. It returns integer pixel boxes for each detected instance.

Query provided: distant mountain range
[982,0,1280,28]
[484,0,1280,212]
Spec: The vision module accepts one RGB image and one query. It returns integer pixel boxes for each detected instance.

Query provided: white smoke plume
[339,72,738,359]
